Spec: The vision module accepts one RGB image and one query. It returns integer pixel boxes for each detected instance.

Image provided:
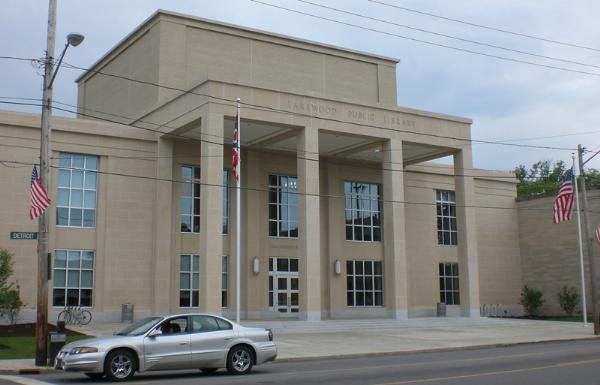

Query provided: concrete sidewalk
[1,317,596,374]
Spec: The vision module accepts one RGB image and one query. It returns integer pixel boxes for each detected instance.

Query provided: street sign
[9,232,38,240]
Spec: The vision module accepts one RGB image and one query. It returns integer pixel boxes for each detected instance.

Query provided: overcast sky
[2,0,600,172]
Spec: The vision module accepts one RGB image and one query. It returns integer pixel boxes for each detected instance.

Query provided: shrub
[0,249,24,325]
[0,285,23,325]
[520,285,544,316]
[557,286,579,316]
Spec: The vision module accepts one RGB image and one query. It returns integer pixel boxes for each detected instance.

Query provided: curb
[273,336,600,363]
[0,368,56,375]
[2,336,598,375]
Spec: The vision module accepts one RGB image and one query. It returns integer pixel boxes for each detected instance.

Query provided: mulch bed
[0,323,84,337]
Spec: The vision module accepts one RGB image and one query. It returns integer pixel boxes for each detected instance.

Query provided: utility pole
[35,0,57,366]
[578,144,600,335]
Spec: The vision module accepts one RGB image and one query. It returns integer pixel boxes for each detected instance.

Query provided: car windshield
[115,317,163,336]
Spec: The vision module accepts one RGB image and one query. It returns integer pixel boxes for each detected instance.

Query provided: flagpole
[573,155,588,326]
[235,98,241,324]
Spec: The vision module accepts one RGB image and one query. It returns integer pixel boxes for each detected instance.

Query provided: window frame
[180,165,201,233]
[52,249,95,308]
[56,153,98,228]
[222,255,228,308]
[223,169,229,234]
[179,254,200,308]
[268,174,298,239]
[346,260,383,307]
[344,181,382,242]
[436,190,457,246]
[439,262,460,305]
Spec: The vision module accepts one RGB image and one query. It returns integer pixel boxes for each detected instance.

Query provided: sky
[2,0,600,172]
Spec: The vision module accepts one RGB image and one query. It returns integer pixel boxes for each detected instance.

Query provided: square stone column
[152,137,174,313]
[454,148,480,317]
[382,139,409,319]
[297,126,321,321]
[199,110,224,313]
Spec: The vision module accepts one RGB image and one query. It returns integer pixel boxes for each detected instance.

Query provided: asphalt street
[2,339,600,385]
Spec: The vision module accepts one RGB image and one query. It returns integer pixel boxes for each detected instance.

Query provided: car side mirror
[148,329,162,338]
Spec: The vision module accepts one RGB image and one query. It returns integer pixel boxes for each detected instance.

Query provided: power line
[0,158,566,213]
[0,100,576,182]
[45,97,598,155]
[367,0,600,53]
[0,136,527,181]
[0,100,568,180]
[249,0,600,78]
[0,56,39,62]
[297,0,600,70]
[492,130,600,143]
[54,62,577,152]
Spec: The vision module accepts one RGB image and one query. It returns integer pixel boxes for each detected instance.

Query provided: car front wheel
[104,349,136,381]
[226,345,253,375]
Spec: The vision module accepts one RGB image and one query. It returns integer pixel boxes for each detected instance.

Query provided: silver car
[54,313,277,381]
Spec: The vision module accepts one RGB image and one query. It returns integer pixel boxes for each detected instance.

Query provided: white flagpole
[573,155,588,326]
[236,98,241,324]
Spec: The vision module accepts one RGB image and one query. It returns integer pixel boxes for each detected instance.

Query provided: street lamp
[48,33,85,88]
[35,25,85,366]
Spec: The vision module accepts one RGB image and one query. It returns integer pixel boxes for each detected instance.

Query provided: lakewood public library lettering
[285,98,417,130]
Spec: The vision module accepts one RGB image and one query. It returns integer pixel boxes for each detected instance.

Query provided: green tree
[515,159,600,198]
[520,285,544,316]
[0,249,24,324]
[557,286,579,316]
[513,160,566,198]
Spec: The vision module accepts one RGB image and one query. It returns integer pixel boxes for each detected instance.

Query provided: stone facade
[518,191,600,315]
[0,10,523,322]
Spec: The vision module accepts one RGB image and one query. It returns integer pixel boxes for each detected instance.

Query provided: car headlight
[69,347,98,355]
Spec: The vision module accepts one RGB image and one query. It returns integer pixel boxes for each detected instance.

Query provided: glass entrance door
[268,257,299,316]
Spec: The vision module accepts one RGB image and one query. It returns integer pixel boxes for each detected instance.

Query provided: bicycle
[57,306,92,325]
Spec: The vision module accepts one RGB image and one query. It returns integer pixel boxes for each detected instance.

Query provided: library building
[0,10,522,322]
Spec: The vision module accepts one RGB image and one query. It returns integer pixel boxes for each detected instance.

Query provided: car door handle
[179,342,188,345]
[224,337,233,340]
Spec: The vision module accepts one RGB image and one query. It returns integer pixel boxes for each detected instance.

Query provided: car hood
[62,335,138,351]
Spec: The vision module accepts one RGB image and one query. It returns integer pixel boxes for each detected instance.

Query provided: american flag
[595,226,600,246]
[232,111,240,181]
[29,165,51,220]
[552,173,574,224]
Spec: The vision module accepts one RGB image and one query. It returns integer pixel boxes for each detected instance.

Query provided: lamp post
[35,0,84,366]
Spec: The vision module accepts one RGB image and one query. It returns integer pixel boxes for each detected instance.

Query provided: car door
[143,316,191,370]
[190,315,235,368]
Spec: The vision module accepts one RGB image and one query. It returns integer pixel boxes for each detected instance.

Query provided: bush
[520,285,544,316]
[0,285,23,325]
[557,286,579,316]
[0,249,24,325]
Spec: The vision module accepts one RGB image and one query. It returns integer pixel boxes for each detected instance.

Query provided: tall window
[52,250,94,307]
[57,153,97,227]
[180,254,199,307]
[223,170,229,234]
[344,181,381,242]
[181,166,200,233]
[222,256,228,308]
[268,175,298,238]
[346,260,383,307]
[436,190,457,245]
[439,263,460,305]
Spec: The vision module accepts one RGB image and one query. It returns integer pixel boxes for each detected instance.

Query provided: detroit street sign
[9,232,38,240]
